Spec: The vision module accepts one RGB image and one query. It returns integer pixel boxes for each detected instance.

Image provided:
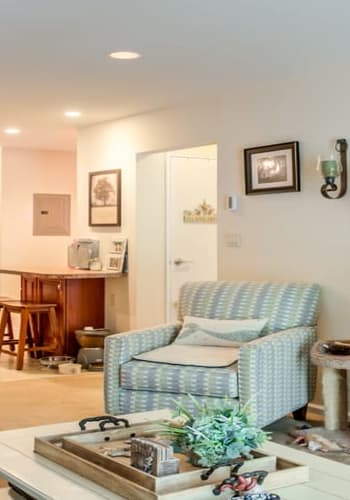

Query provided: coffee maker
[68,239,99,270]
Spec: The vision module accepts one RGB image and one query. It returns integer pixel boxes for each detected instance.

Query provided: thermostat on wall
[225,193,238,212]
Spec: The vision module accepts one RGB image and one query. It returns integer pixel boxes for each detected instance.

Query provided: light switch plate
[224,232,242,247]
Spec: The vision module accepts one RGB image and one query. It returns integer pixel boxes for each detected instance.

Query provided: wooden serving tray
[34,419,309,499]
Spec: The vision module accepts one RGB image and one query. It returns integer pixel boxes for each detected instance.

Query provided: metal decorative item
[183,199,217,223]
[212,461,280,499]
[317,138,347,199]
[130,437,180,476]
[244,141,300,195]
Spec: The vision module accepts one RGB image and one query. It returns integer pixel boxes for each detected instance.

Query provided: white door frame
[165,152,173,322]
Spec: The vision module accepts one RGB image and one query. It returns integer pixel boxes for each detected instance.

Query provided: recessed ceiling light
[4,128,21,134]
[64,111,81,118]
[109,51,141,60]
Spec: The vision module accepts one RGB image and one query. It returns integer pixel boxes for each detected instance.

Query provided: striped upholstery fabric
[104,323,179,415]
[119,389,237,415]
[178,281,319,334]
[120,360,238,398]
[104,281,320,428]
[238,326,317,426]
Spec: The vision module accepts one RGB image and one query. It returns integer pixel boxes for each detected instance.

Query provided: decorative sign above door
[183,200,217,223]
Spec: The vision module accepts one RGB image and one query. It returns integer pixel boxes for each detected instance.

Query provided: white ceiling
[0,0,349,151]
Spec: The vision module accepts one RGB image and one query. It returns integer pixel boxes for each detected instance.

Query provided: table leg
[322,367,348,430]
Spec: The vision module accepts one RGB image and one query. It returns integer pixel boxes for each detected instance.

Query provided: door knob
[174,258,193,266]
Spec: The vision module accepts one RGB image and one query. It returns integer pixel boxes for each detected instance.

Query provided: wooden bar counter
[0,267,123,356]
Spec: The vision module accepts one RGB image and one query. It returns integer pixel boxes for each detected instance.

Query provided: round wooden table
[311,340,350,430]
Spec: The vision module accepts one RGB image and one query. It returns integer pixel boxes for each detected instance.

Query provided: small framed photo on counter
[107,252,124,272]
[112,238,128,254]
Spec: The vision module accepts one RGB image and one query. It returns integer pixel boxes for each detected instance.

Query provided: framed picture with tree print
[89,169,121,226]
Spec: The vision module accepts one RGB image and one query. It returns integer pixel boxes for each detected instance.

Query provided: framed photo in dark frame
[244,141,300,195]
[89,169,121,226]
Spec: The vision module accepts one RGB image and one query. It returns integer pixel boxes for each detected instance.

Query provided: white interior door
[166,152,217,322]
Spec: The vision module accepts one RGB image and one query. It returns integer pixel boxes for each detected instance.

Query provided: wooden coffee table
[0,410,349,499]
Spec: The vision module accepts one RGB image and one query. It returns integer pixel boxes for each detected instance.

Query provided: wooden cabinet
[21,275,105,356]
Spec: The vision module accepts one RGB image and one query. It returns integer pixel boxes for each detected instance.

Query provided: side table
[311,340,350,430]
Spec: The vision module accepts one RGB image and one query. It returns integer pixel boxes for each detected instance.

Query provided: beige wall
[0,148,76,298]
[77,103,218,329]
[136,152,166,327]
[77,79,350,347]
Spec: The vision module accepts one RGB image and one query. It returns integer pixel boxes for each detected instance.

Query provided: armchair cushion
[121,359,239,398]
[174,316,268,346]
[133,344,239,367]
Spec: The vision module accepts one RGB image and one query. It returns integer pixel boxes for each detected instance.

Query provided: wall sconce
[317,138,348,199]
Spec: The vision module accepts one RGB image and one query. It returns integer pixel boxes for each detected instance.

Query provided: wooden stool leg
[0,308,9,355]
[28,313,39,358]
[0,304,16,352]
[7,316,15,351]
[48,307,60,354]
[16,309,29,370]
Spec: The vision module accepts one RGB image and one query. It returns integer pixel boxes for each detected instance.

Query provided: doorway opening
[135,144,217,328]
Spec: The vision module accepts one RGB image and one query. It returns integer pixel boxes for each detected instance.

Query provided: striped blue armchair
[104,281,320,427]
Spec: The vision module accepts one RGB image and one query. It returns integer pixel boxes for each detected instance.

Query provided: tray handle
[99,418,130,431]
[78,415,130,431]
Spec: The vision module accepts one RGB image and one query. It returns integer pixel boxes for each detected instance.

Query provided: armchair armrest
[104,323,180,413]
[238,326,317,428]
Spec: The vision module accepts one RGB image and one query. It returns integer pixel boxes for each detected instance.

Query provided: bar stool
[0,296,16,351]
[0,301,59,370]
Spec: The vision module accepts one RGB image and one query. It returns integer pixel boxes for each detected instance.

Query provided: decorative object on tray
[162,395,269,468]
[89,169,121,227]
[130,436,180,476]
[212,461,280,499]
[244,141,300,195]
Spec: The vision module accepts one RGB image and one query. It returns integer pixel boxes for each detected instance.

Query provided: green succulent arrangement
[162,395,269,467]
